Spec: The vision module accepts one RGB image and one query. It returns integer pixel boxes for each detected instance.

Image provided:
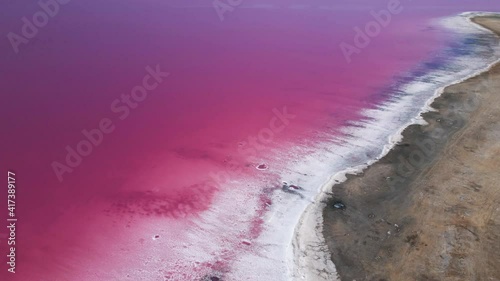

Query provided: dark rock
[332,201,346,210]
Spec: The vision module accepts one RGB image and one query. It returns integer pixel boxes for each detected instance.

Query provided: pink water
[0,0,498,280]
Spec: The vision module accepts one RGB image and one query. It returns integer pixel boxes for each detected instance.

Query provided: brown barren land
[323,16,500,281]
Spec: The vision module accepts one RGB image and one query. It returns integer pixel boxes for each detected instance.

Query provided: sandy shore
[322,15,500,281]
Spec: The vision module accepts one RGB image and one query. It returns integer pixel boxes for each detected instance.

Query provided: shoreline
[320,14,500,280]
[290,12,500,280]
